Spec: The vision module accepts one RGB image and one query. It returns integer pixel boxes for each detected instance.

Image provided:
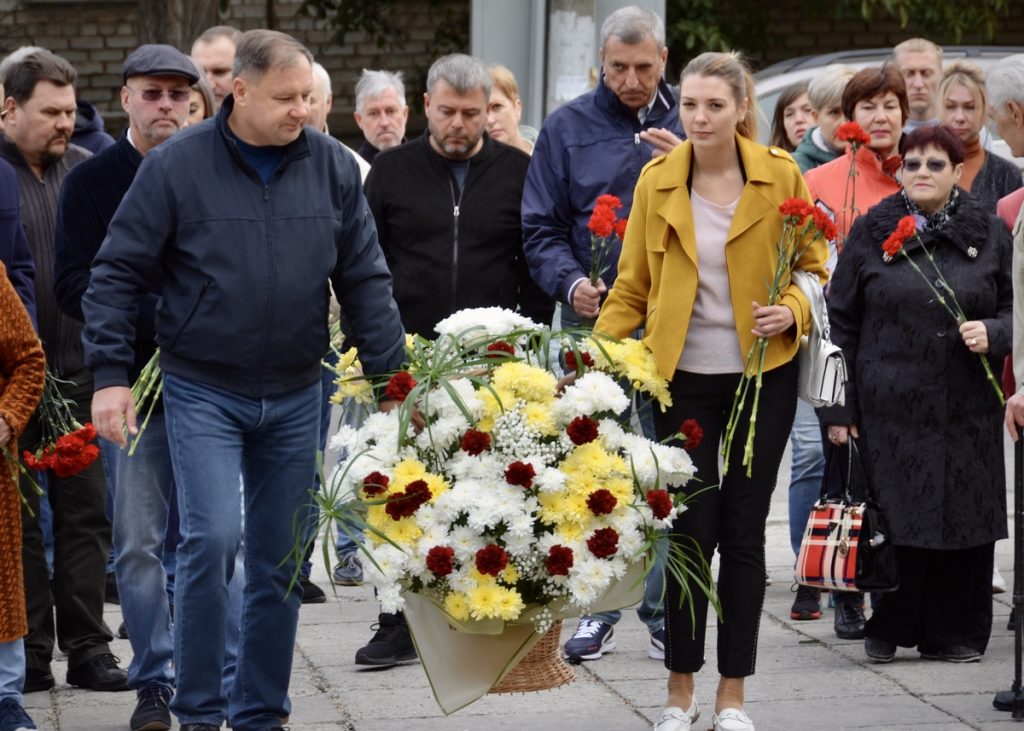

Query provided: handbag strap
[820,437,880,506]
[791,270,832,341]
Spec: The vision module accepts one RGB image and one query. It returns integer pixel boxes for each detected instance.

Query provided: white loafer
[712,707,755,731]
[654,699,699,731]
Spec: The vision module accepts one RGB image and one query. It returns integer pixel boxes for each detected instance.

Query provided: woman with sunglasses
[821,124,1012,665]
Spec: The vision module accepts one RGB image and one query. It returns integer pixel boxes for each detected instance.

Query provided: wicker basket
[488,619,575,694]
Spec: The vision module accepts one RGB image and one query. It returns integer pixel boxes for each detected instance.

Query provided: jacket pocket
[165,280,210,351]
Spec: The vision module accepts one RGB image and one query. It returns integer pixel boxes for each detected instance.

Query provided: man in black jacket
[82,30,405,731]
[354,53,552,667]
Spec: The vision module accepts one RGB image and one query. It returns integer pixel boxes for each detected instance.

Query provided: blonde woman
[486,65,533,154]
[596,52,828,731]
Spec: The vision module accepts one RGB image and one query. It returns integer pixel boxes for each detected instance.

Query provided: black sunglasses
[902,158,950,173]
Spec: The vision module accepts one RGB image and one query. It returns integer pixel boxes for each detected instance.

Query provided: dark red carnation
[586,488,617,515]
[587,527,619,559]
[361,471,390,497]
[835,121,870,147]
[680,419,703,451]
[475,544,509,576]
[564,350,595,372]
[384,371,417,402]
[426,546,455,577]
[504,460,536,488]
[545,545,574,576]
[566,416,599,445]
[384,479,432,520]
[646,489,673,520]
[486,341,515,357]
[778,198,814,220]
[460,429,491,455]
[23,448,54,472]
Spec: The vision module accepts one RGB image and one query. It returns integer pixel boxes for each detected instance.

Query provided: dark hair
[841,65,908,127]
[233,30,312,80]
[770,80,810,151]
[901,124,965,164]
[3,50,76,105]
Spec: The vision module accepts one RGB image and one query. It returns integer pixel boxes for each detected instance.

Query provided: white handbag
[791,270,847,408]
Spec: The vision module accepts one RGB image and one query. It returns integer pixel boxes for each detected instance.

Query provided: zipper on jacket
[448,163,469,315]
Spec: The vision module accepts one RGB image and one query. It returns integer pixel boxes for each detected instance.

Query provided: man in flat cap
[53,43,201,731]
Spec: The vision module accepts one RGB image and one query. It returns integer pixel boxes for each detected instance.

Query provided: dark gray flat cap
[122,44,200,84]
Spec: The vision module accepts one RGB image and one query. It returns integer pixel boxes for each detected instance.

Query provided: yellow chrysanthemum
[496,587,525,620]
[491,362,557,404]
[467,583,504,619]
[587,337,672,410]
[522,401,558,436]
[392,459,427,486]
[444,592,470,622]
[555,521,585,543]
[469,567,496,585]
[476,386,512,433]
[501,564,520,585]
[422,473,449,502]
[329,350,374,405]
[380,517,422,548]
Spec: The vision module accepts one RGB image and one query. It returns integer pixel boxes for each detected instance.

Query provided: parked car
[754,46,1024,167]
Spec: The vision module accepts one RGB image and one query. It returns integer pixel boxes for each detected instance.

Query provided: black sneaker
[355,613,418,667]
[920,645,982,663]
[833,592,866,639]
[66,653,129,691]
[563,618,615,663]
[21,665,54,693]
[130,685,171,731]
[864,636,896,663]
[790,584,822,620]
[0,696,37,730]
[300,576,327,604]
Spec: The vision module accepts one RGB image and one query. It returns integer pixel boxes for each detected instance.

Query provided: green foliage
[852,0,1010,43]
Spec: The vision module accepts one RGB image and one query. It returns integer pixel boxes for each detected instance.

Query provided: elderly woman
[0,261,45,731]
[823,124,1012,664]
[597,51,827,731]
[805,65,908,241]
[939,61,1022,213]
[486,65,533,155]
[769,80,813,152]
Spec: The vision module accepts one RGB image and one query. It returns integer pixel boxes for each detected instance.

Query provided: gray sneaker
[332,553,363,586]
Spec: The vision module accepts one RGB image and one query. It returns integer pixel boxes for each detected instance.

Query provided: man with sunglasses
[53,44,200,731]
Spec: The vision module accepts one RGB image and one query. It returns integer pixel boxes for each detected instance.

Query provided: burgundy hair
[901,124,966,164]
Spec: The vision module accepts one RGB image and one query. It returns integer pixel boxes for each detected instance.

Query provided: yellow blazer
[595,134,829,380]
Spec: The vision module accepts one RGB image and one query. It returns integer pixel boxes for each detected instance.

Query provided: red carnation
[778,198,814,220]
[835,121,871,147]
[680,419,703,451]
[504,460,536,488]
[384,371,417,402]
[460,428,491,455]
[486,341,515,357]
[596,194,623,210]
[587,527,619,559]
[613,217,628,240]
[361,471,390,497]
[426,546,455,577]
[475,544,509,576]
[384,479,432,520]
[587,203,616,238]
[882,215,917,257]
[545,545,574,576]
[646,489,673,520]
[567,416,599,445]
[812,207,838,241]
[586,488,617,515]
[22,449,52,472]
[564,350,595,372]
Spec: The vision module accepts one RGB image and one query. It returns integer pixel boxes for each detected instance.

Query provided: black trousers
[655,361,798,677]
[20,368,113,670]
[865,542,994,654]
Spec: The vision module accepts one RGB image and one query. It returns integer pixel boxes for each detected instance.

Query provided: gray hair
[426,54,491,97]
[0,45,45,86]
[600,5,665,51]
[807,64,855,112]
[989,59,1024,113]
[232,29,312,80]
[355,69,405,112]
[313,62,332,96]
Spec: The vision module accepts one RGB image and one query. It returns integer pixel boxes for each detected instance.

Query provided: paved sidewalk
[22,445,1024,730]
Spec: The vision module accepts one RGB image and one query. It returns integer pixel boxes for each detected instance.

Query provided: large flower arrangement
[313,308,709,633]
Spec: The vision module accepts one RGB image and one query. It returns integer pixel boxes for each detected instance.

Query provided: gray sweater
[972,151,1023,214]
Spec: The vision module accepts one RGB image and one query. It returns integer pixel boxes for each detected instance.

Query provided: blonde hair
[939,60,987,114]
[489,65,520,103]
[680,51,758,140]
[894,37,943,66]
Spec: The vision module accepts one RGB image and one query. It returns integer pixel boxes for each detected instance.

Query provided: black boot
[354,612,418,667]
[834,592,866,639]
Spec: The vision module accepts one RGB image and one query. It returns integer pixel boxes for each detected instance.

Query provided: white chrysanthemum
[554,372,630,422]
[567,557,614,607]
[619,435,696,489]
[596,418,628,449]
[377,585,405,614]
[328,424,360,455]
[414,413,469,452]
[444,450,505,482]
[422,378,483,421]
[449,525,486,560]
[434,307,541,343]
[534,466,567,493]
[448,565,477,594]
[363,543,409,585]
[503,530,536,557]
[465,492,503,532]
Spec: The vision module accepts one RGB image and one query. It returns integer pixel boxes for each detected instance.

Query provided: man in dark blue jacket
[521,4,682,665]
[82,30,405,731]
[0,158,34,322]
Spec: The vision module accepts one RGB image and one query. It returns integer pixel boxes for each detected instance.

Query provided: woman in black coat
[822,124,1012,664]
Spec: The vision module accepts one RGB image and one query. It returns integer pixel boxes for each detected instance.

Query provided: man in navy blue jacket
[0,158,34,322]
[521,4,682,665]
[82,30,405,731]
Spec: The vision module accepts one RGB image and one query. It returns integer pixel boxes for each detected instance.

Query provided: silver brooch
[967,246,978,259]
[882,253,892,263]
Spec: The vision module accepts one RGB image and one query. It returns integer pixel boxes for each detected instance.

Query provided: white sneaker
[712,707,755,731]
[654,699,699,731]
[994,566,1007,594]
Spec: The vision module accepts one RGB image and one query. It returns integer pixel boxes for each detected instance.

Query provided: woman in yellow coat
[595,52,827,731]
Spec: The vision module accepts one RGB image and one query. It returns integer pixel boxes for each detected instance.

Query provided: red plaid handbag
[795,440,899,593]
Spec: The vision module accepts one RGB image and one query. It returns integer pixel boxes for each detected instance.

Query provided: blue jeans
[163,373,320,730]
[788,399,826,555]
[0,639,24,705]
[103,417,176,692]
[333,395,370,556]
